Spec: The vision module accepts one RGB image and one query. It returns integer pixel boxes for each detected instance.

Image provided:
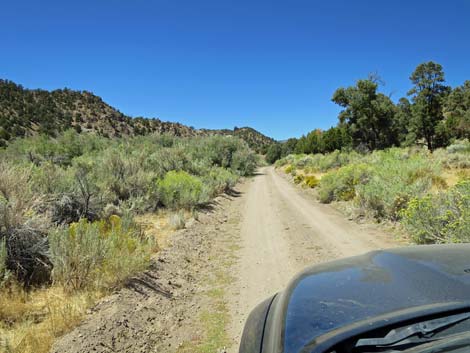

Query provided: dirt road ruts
[227,166,398,351]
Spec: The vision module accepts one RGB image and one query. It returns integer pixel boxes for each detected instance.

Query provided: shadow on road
[125,272,173,298]
[226,188,243,197]
[252,171,265,176]
[198,188,244,211]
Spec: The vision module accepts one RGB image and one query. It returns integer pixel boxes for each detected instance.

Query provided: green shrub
[304,175,320,188]
[185,135,257,176]
[157,171,207,209]
[318,163,370,203]
[49,220,107,290]
[231,149,257,176]
[49,215,152,290]
[144,145,191,178]
[275,157,288,168]
[30,161,73,195]
[204,167,238,197]
[99,215,152,287]
[447,139,470,154]
[94,149,160,211]
[356,149,440,220]
[191,135,238,169]
[401,180,470,244]
[284,165,293,174]
[432,139,470,169]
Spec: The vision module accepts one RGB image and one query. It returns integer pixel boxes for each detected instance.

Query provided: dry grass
[169,211,186,230]
[0,285,101,353]
[0,212,184,353]
[442,168,470,187]
[429,168,470,194]
[135,210,191,249]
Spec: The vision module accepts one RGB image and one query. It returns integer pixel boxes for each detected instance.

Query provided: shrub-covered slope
[220,127,275,153]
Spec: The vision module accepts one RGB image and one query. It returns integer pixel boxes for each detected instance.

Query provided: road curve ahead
[228,166,399,350]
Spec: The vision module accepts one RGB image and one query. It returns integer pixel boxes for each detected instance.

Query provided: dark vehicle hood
[272,244,470,353]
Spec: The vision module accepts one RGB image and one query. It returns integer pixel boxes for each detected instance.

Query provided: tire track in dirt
[227,166,399,351]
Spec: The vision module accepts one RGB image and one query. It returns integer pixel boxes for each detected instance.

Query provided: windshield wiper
[355,312,470,349]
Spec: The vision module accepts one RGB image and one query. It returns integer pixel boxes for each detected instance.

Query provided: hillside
[0,79,274,152]
[202,126,275,153]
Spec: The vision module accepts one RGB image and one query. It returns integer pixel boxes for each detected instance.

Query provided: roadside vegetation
[276,140,470,244]
[0,131,257,353]
[272,61,470,245]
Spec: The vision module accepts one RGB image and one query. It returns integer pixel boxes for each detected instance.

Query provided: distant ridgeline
[0,79,274,153]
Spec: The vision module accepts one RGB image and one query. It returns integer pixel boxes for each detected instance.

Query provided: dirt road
[52,166,399,353]
[227,166,399,350]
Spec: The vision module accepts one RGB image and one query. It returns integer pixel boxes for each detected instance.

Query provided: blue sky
[1,0,470,140]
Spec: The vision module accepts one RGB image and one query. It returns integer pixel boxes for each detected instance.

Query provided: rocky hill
[0,79,274,152]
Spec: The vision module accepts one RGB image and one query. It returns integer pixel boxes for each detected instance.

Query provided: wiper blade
[355,312,470,349]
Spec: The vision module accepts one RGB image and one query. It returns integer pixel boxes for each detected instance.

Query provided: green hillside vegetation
[231,127,275,153]
[0,79,274,153]
[267,62,470,163]
[0,131,257,352]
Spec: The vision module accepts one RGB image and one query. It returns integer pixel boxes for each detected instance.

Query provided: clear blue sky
[1,0,470,140]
